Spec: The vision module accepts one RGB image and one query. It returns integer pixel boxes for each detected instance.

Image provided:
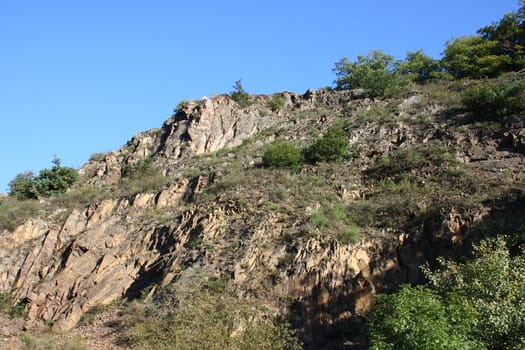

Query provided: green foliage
[478,4,525,70]
[442,36,510,79]
[89,152,106,162]
[461,78,525,119]
[305,123,349,163]
[397,49,450,83]
[8,158,78,200]
[369,285,480,350]
[268,94,285,111]
[334,50,407,97]
[121,289,301,350]
[423,237,525,350]
[262,139,303,171]
[34,157,79,197]
[310,202,360,244]
[370,238,525,350]
[8,171,37,200]
[230,79,253,108]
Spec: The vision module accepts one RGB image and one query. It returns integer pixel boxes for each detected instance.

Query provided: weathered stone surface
[0,88,523,350]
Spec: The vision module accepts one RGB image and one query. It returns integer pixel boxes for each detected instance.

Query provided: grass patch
[310,202,360,244]
[119,286,301,350]
[0,197,42,232]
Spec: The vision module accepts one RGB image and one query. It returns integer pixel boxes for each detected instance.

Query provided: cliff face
[1,88,524,348]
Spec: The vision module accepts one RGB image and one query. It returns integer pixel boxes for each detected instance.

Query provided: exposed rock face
[1,89,524,348]
[79,89,368,185]
[158,96,274,158]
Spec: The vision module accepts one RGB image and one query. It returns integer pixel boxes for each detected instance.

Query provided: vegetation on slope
[1,2,525,349]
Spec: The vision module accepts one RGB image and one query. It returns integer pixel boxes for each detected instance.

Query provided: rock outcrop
[1,89,524,349]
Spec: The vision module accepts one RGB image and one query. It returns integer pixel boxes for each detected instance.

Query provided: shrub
[461,79,525,119]
[230,79,253,108]
[175,100,190,112]
[367,143,451,181]
[268,94,285,111]
[370,237,525,350]
[369,285,480,350]
[334,50,407,97]
[34,158,79,197]
[8,171,37,200]
[305,124,349,163]
[423,237,525,350]
[397,49,451,83]
[89,152,106,162]
[121,289,301,350]
[262,140,303,171]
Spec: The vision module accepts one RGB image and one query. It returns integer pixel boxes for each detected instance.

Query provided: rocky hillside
[1,82,524,349]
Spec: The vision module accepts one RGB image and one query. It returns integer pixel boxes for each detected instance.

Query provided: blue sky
[0,1,519,193]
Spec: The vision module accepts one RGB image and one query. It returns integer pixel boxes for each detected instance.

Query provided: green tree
[397,49,450,83]
[305,123,349,163]
[34,157,79,197]
[230,79,253,108]
[478,2,525,70]
[369,285,480,350]
[8,171,37,200]
[334,50,406,97]
[442,36,510,79]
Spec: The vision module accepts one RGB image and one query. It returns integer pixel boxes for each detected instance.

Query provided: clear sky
[0,0,519,193]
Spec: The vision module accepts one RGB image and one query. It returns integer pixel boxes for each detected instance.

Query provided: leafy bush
[369,237,525,350]
[230,79,253,108]
[175,100,190,112]
[461,79,525,119]
[334,50,406,97]
[305,124,349,163]
[8,171,37,200]
[423,237,525,350]
[262,140,303,171]
[268,94,285,111]
[34,158,79,197]
[369,285,480,350]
